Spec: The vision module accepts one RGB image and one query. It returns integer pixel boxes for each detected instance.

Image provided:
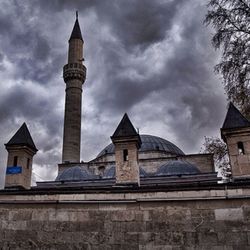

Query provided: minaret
[62,12,86,163]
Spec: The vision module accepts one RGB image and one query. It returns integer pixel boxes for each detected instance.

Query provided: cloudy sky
[0,0,227,186]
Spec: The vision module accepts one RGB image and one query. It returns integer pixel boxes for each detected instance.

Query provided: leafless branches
[205,0,250,117]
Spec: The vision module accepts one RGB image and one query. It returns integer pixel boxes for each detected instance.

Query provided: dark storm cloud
[0,0,227,186]
[0,83,63,147]
[87,9,215,115]
[36,0,185,48]
[0,2,63,85]
[79,0,225,154]
[95,0,186,50]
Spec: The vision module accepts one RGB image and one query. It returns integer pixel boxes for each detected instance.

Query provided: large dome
[96,134,184,158]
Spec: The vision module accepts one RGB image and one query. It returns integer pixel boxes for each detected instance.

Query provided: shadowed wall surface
[0,189,250,249]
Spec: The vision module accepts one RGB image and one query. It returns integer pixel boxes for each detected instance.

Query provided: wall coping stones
[0,187,250,204]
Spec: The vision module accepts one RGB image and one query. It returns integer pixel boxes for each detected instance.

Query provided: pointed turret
[221,103,250,179]
[5,123,37,152]
[5,123,37,189]
[222,102,250,130]
[66,12,85,64]
[111,113,141,140]
[69,16,83,41]
[111,114,141,186]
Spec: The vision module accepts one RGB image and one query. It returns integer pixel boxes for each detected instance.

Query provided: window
[123,149,128,161]
[98,166,105,177]
[13,156,18,166]
[237,141,245,155]
[27,158,30,169]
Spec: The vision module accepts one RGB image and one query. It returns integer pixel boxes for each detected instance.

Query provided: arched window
[237,141,245,155]
[123,149,128,161]
[13,156,18,166]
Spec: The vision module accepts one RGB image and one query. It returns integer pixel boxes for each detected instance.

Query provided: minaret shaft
[68,40,83,63]
[62,17,86,163]
[62,81,82,162]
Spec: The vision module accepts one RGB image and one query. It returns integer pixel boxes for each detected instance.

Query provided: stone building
[1,14,250,249]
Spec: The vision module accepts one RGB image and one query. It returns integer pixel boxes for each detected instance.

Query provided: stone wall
[0,189,250,249]
[179,154,214,173]
[5,147,34,189]
[114,142,140,184]
[224,128,250,177]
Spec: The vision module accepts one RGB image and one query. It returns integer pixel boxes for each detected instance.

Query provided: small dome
[56,166,95,181]
[103,165,148,179]
[103,165,116,179]
[97,134,184,158]
[156,160,200,176]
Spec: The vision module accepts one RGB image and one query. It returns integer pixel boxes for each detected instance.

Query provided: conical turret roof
[5,123,38,151]
[69,17,83,41]
[111,113,139,138]
[222,102,250,129]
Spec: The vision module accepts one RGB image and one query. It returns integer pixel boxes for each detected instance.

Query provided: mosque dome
[156,160,200,176]
[56,166,95,181]
[96,134,185,158]
[103,165,148,179]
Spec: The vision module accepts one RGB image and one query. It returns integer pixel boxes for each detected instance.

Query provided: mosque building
[4,15,218,189]
[4,14,250,190]
[1,14,250,249]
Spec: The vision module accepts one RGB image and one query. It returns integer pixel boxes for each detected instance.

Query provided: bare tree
[202,136,230,178]
[205,0,250,117]
[202,0,250,177]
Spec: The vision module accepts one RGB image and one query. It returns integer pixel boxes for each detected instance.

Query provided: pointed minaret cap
[69,11,83,41]
[222,102,250,130]
[111,113,141,146]
[5,123,38,152]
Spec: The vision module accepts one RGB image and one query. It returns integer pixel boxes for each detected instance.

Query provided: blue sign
[6,166,22,175]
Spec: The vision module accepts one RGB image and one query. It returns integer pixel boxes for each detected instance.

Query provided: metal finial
[76,11,78,19]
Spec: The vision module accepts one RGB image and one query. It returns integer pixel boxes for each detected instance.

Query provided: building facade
[1,14,250,249]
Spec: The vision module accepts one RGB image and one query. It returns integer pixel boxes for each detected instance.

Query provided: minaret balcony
[63,63,86,83]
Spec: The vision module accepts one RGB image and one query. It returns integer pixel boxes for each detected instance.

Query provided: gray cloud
[0,0,227,187]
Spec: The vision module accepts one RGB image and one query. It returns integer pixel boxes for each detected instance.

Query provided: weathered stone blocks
[0,198,249,248]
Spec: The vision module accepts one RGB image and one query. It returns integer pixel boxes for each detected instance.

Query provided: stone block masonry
[62,16,86,163]
[0,190,250,249]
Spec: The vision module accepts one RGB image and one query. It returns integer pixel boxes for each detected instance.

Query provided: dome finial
[76,10,78,20]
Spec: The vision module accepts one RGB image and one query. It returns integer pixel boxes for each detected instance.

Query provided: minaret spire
[62,13,86,163]
[69,13,83,43]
